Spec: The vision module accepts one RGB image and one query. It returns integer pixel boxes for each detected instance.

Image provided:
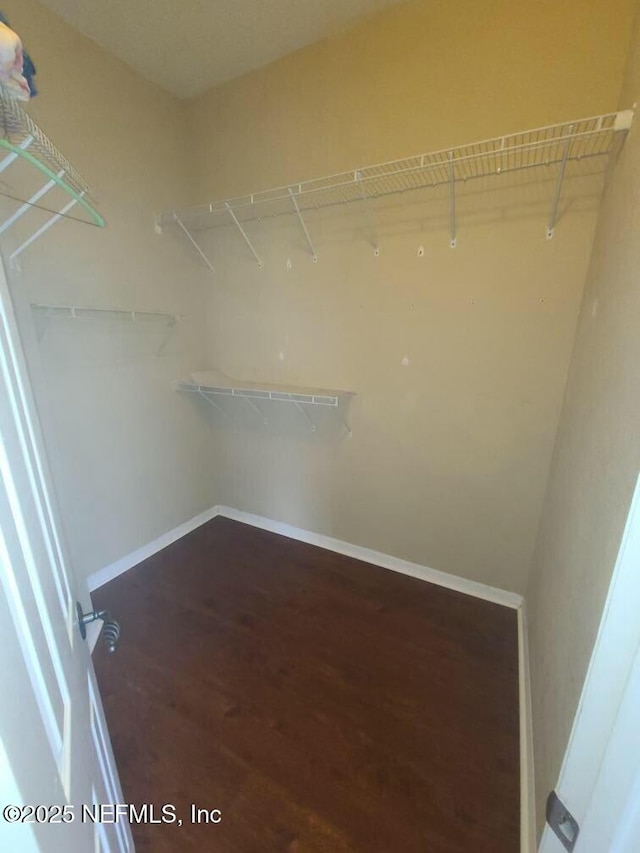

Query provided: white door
[540,473,640,853]
[0,258,132,853]
[577,643,640,851]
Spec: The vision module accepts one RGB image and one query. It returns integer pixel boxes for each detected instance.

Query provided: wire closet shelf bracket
[0,92,105,262]
[30,304,183,355]
[176,378,355,437]
[160,110,633,271]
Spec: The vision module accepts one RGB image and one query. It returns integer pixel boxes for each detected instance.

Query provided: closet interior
[2,1,639,851]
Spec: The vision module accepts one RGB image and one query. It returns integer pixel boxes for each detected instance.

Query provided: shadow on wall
[184,157,608,270]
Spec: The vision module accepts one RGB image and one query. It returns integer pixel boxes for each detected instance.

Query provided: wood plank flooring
[93,517,519,852]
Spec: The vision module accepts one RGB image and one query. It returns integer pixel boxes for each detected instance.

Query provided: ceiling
[41,0,406,99]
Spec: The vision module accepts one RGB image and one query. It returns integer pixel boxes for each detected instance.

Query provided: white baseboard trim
[89,503,524,609]
[89,502,530,843]
[87,506,522,609]
[518,602,537,852]
[215,505,523,608]
[87,505,219,592]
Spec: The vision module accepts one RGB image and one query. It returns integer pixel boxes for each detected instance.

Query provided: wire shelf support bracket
[31,303,184,352]
[0,135,33,175]
[293,400,317,432]
[288,187,318,262]
[198,389,228,417]
[174,213,215,274]
[31,304,184,324]
[12,192,85,262]
[243,395,268,426]
[175,377,354,436]
[225,202,262,267]
[338,403,353,439]
[0,166,65,237]
[356,170,379,255]
[546,124,573,239]
[0,93,104,257]
[0,93,106,258]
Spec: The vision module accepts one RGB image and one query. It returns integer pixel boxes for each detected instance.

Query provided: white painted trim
[519,603,537,853]
[539,472,640,853]
[89,503,523,608]
[89,503,527,845]
[577,643,640,851]
[0,738,40,852]
[87,506,219,592]
[214,505,523,608]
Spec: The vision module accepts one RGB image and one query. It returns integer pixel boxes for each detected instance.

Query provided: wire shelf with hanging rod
[0,91,105,262]
[159,109,633,268]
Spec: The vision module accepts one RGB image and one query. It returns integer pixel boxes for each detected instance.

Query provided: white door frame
[0,257,132,852]
[578,640,640,850]
[539,472,640,851]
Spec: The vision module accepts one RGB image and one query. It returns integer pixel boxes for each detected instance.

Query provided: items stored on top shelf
[0,12,37,101]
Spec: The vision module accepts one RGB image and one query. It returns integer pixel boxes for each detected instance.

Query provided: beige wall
[3,0,639,826]
[190,0,633,197]
[1,0,214,587]
[186,0,633,592]
[526,0,640,835]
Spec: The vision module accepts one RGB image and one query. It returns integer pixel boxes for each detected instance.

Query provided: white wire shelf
[161,110,633,268]
[31,304,183,324]
[177,380,347,405]
[31,304,183,355]
[176,370,355,435]
[0,92,104,262]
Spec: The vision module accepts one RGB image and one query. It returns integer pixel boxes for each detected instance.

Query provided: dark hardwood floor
[93,517,519,852]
